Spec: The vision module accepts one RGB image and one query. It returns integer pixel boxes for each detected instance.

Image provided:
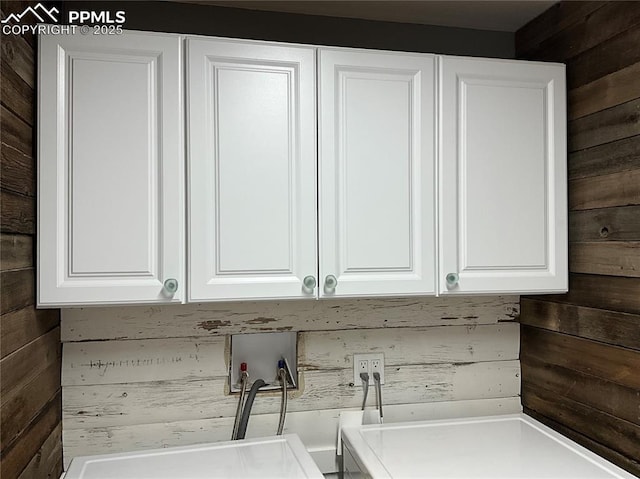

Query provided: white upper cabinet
[439,57,567,295]
[38,31,184,306]
[187,38,317,301]
[319,49,437,298]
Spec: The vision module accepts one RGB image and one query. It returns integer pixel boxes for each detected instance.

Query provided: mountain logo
[1,3,59,24]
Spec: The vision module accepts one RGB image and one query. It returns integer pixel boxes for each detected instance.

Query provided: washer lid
[64,434,323,479]
[342,413,636,478]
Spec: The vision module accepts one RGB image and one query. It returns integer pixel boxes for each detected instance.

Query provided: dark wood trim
[568,134,640,180]
[522,384,640,463]
[521,325,640,389]
[568,97,640,153]
[521,357,639,426]
[0,268,34,315]
[0,234,33,272]
[0,393,61,479]
[520,298,640,351]
[524,408,640,477]
[1,306,60,360]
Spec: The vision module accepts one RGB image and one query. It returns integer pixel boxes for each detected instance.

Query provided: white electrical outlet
[353,353,385,385]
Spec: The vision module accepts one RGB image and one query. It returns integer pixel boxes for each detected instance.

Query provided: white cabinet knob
[324,274,338,292]
[164,278,178,294]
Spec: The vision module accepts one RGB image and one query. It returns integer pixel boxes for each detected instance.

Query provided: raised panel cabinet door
[38,31,184,306]
[187,38,317,301]
[439,57,567,295]
[319,49,437,298]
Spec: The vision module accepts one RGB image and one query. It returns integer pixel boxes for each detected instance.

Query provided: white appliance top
[63,434,323,479]
[342,413,636,479]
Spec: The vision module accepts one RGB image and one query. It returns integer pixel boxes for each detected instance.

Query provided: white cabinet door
[439,57,567,295]
[187,38,317,301]
[319,49,437,298]
[38,31,184,306]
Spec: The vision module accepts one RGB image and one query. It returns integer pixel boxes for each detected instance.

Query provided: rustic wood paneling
[1,307,60,359]
[0,30,34,87]
[0,394,61,479]
[18,424,63,479]
[0,141,35,197]
[537,273,640,314]
[0,190,34,235]
[567,24,640,90]
[521,357,639,426]
[1,104,32,156]
[0,268,34,315]
[0,234,33,271]
[568,134,640,180]
[524,408,640,476]
[520,298,640,351]
[0,327,61,400]
[0,59,33,125]
[569,170,640,211]
[570,241,640,277]
[60,295,519,341]
[570,205,640,242]
[515,1,606,57]
[522,384,640,462]
[569,62,640,120]
[568,97,640,153]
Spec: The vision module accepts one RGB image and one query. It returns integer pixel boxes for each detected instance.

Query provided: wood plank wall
[61,296,522,471]
[516,2,640,475]
[0,2,63,478]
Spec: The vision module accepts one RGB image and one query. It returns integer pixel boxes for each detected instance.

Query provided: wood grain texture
[1,307,59,359]
[569,62,640,120]
[1,327,60,400]
[0,28,34,87]
[522,384,640,462]
[63,397,522,468]
[523,2,640,63]
[60,295,519,341]
[521,325,640,390]
[0,139,35,197]
[18,423,63,479]
[567,24,640,90]
[570,241,640,277]
[524,408,640,477]
[0,393,61,479]
[0,58,33,125]
[0,267,34,315]
[0,2,36,47]
[568,97,640,152]
[569,170,640,211]
[569,134,640,180]
[515,1,606,57]
[1,360,60,451]
[1,104,32,156]
[570,205,640,242]
[0,233,32,271]
[521,357,639,426]
[0,190,34,235]
[520,298,640,351]
[536,274,640,314]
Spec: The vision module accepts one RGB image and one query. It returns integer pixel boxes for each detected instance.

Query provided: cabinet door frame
[319,48,437,298]
[439,56,568,295]
[38,30,184,306]
[187,37,318,301]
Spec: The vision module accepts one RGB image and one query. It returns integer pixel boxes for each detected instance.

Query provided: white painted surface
[319,48,437,298]
[38,30,184,306]
[439,56,567,295]
[342,414,636,478]
[187,37,317,301]
[64,434,322,479]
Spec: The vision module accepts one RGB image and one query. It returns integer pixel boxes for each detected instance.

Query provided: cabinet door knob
[164,278,179,294]
[446,273,459,287]
[303,275,317,292]
[324,274,338,292]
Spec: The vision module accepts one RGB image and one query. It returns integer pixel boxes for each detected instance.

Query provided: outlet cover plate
[353,353,385,385]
